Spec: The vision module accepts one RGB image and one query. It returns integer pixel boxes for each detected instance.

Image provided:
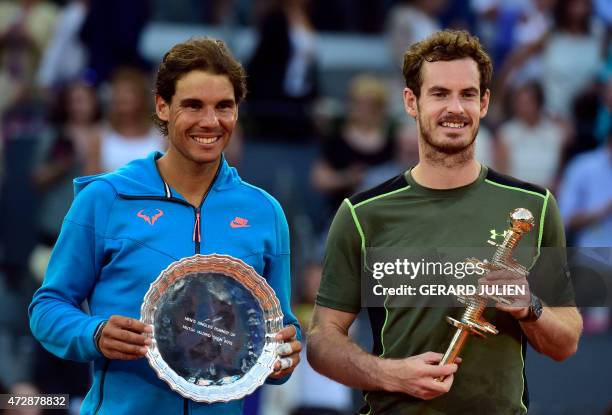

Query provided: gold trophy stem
[435,328,470,381]
[440,327,469,367]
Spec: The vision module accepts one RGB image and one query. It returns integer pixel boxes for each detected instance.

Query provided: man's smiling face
[404,58,490,156]
[155,70,237,166]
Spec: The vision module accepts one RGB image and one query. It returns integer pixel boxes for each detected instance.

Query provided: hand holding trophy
[436,208,535,380]
[270,325,302,379]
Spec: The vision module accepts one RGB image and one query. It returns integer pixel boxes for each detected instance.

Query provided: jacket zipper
[93,359,110,415]
[191,163,221,255]
[118,196,202,415]
[183,168,220,415]
[122,194,197,415]
[122,162,222,415]
[193,207,201,254]
[186,206,202,415]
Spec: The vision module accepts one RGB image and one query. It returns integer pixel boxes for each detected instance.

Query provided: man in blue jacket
[29,38,301,414]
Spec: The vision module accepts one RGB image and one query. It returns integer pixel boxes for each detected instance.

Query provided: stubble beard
[419,113,478,169]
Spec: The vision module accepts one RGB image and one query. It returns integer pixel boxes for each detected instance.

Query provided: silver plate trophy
[140,254,284,402]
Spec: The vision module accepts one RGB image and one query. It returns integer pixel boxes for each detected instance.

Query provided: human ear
[155,95,170,122]
[403,88,418,118]
[480,89,491,118]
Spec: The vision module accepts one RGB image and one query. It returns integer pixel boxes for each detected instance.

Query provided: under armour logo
[489,229,510,240]
[137,209,164,225]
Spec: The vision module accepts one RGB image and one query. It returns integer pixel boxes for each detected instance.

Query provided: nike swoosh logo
[230,217,250,228]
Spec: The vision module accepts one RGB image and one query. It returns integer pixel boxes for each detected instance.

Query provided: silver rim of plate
[140,254,284,402]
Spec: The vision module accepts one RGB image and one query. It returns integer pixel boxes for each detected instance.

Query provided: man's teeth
[192,136,219,144]
[441,122,465,128]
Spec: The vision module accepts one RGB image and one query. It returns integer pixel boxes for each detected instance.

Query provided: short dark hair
[402,30,493,98]
[516,80,545,109]
[554,0,592,33]
[153,37,247,136]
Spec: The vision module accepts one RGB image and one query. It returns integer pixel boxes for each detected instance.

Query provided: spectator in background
[474,0,571,72]
[541,0,604,117]
[513,0,555,51]
[0,0,58,53]
[385,0,446,119]
[150,0,239,25]
[507,0,556,84]
[595,75,612,145]
[438,0,476,33]
[307,0,348,32]
[311,74,396,213]
[0,35,49,279]
[79,0,150,84]
[0,39,32,121]
[91,67,163,172]
[36,0,90,89]
[491,0,605,127]
[246,0,318,141]
[30,79,101,274]
[593,0,611,26]
[309,0,387,33]
[0,0,57,118]
[0,11,49,389]
[358,121,420,191]
[490,0,552,123]
[386,0,446,64]
[496,80,570,190]
[558,129,612,333]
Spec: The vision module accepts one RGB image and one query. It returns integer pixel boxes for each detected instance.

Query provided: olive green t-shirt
[316,166,571,415]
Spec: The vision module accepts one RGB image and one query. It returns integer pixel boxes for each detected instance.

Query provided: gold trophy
[437,208,535,375]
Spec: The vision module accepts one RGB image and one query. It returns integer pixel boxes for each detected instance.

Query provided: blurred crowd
[0,0,610,414]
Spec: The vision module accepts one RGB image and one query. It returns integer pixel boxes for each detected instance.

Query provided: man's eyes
[183,102,234,110]
[217,99,237,110]
[432,92,447,97]
[184,102,201,109]
[430,92,478,98]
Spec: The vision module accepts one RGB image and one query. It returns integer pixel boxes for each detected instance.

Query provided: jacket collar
[74,151,241,198]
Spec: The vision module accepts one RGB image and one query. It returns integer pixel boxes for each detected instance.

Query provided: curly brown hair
[153,37,247,136]
[402,30,492,98]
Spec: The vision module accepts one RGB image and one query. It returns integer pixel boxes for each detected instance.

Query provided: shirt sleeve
[316,199,363,313]
[28,180,115,362]
[262,194,301,385]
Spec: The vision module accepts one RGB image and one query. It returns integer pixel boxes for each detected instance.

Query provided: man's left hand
[268,325,301,379]
[478,268,530,320]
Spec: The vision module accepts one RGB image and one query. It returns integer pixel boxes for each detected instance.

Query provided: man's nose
[447,95,465,114]
[199,106,219,127]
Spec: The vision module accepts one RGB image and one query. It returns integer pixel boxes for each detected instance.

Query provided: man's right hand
[381,352,459,400]
[97,315,152,360]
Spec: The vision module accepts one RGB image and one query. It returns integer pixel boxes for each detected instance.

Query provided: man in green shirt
[307,30,582,414]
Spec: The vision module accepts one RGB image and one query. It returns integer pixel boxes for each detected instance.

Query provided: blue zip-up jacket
[29,152,300,415]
